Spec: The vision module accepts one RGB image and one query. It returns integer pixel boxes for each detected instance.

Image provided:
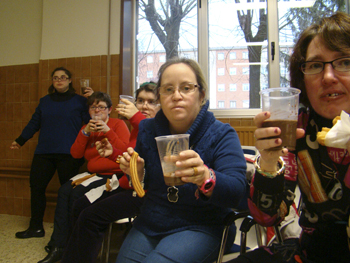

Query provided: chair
[216,145,303,263]
[99,217,134,263]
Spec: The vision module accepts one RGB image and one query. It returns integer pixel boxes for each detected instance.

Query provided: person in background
[229,12,350,263]
[61,82,160,263]
[11,67,92,239]
[38,92,130,263]
[115,58,247,263]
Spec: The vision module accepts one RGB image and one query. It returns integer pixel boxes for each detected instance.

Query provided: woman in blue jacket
[115,58,247,263]
[11,67,91,239]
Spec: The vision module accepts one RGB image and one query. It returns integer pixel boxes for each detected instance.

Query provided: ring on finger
[192,167,198,176]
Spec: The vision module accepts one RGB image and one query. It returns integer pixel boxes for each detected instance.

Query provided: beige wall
[0,0,43,66]
[0,0,120,66]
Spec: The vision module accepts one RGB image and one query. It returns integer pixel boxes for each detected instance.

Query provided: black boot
[15,227,45,238]
[38,247,63,263]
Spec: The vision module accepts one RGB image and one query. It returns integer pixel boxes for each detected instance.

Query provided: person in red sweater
[60,82,160,263]
[38,91,130,263]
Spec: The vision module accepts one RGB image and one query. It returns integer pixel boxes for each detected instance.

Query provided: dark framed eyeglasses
[300,57,350,75]
[90,106,108,111]
[159,83,199,96]
[135,99,159,107]
[52,75,69,82]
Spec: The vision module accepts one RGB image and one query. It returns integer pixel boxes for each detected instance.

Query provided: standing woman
[11,67,91,239]
[117,58,247,263]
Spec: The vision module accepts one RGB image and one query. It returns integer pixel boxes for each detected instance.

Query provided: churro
[130,151,145,197]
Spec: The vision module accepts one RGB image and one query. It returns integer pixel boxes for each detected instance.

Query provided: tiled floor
[0,214,54,263]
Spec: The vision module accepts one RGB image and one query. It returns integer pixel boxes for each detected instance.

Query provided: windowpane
[218,84,225,92]
[137,1,198,87]
[229,84,237,91]
[218,68,225,76]
[208,0,268,109]
[277,0,345,87]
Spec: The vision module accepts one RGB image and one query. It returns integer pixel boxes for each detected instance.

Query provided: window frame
[122,0,287,118]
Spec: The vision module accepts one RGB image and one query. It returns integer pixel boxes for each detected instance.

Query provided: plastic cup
[80,79,90,94]
[119,95,135,120]
[155,134,190,186]
[260,87,300,150]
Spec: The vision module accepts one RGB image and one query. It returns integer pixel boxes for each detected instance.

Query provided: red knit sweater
[70,118,130,188]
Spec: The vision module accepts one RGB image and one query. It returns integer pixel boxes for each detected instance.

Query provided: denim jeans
[116,227,222,263]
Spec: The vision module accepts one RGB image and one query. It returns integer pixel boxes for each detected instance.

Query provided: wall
[0,0,43,66]
[0,0,255,223]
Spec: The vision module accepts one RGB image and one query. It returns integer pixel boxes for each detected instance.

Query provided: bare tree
[235,0,267,108]
[140,0,197,60]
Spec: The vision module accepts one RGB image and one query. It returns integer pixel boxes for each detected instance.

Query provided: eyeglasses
[90,106,108,111]
[300,57,350,75]
[135,99,159,107]
[52,75,69,82]
[159,83,199,96]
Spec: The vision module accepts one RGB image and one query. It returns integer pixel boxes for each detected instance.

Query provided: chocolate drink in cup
[155,134,190,186]
[260,87,300,151]
[80,79,89,95]
[262,119,298,150]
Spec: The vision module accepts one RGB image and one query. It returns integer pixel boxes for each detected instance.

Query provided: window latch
[271,42,275,61]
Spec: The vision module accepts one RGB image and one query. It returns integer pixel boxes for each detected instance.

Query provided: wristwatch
[199,168,216,194]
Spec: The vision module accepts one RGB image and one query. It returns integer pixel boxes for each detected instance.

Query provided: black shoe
[15,227,45,239]
[38,247,63,263]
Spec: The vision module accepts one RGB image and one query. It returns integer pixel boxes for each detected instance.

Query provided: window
[229,84,236,91]
[218,68,225,76]
[242,83,250,91]
[229,68,236,75]
[230,101,236,108]
[242,100,249,108]
[218,101,225,108]
[218,84,225,92]
[159,55,166,62]
[132,0,345,114]
[147,56,153,63]
[242,52,248,59]
[147,71,153,78]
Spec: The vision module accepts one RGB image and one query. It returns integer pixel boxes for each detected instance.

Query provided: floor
[0,214,259,263]
[0,214,54,263]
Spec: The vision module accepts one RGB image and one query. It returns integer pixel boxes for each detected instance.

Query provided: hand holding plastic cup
[80,79,90,95]
[118,95,136,120]
[155,134,190,186]
[260,87,300,150]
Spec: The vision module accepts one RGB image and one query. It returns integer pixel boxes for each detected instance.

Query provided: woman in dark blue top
[116,58,247,263]
[11,67,91,239]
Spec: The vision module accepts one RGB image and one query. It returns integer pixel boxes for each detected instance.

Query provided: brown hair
[87,91,112,108]
[136,81,157,100]
[290,12,350,108]
[48,67,75,94]
[156,57,207,106]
